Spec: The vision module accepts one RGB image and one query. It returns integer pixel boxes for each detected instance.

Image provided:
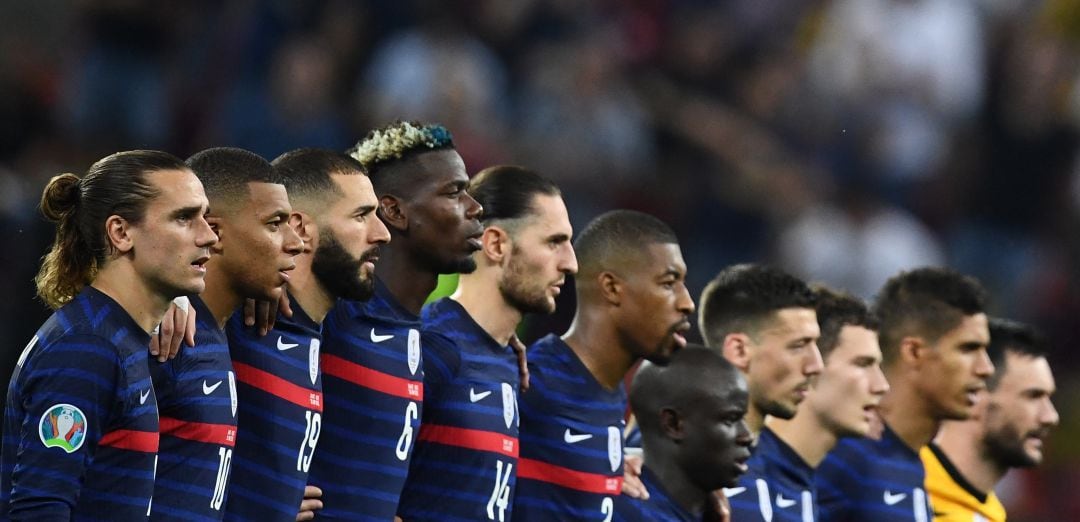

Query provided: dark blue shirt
[613,466,696,522]
[729,427,817,522]
[513,334,625,522]
[1,287,159,521]
[308,279,424,520]
[149,295,238,520]
[224,296,323,521]
[815,424,933,522]
[397,298,520,522]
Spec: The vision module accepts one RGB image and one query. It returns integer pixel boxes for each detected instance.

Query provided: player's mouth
[191,255,210,273]
[671,320,691,349]
[793,383,811,402]
[278,263,297,283]
[963,383,986,406]
[862,403,879,420]
[549,279,565,296]
[466,229,484,252]
[733,451,752,473]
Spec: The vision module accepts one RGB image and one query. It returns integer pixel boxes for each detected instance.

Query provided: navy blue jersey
[308,280,424,520]
[397,298,520,522]
[728,427,817,522]
[1,286,159,520]
[815,424,932,522]
[149,295,238,520]
[224,296,323,521]
[613,466,696,522]
[513,334,625,522]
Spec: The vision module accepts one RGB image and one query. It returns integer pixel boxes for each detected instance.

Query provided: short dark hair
[630,344,740,438]
[573,210,678,281]
[36,150,187,309]
[469,165,560,228]
[874,267,988,364]
[698,264,816,347]
[186,147,276,211]
[271,148,367,210]
[986,318,1049,390]
[812,285,879,359]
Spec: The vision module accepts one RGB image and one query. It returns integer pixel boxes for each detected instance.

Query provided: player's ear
[899,336,925,367]
[288,212,315,254]
[482,226,509,264]
[104,214,134,255]
[598,271,622,306]
[660,408,684,440]
[379,195,407,232]
[206,215,224,255]
[722,333,751,372]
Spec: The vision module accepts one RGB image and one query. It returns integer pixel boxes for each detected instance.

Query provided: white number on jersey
[601,496,614,522]
[395,401,419,461]
[296,410,321,472]
[486,460,513,521]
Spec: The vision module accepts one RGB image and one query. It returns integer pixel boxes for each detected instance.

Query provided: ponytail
[36,174,96,309]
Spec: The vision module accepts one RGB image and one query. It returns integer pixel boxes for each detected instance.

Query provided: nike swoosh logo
[139,388,151,405]
[370,329,394,343]
[563,429,593,444]
[884,491,907,505]
[203,380,222,395]
[277,336,299,351]
[723,486,746,497]
[469,388,492,403]
[776,494,796,508]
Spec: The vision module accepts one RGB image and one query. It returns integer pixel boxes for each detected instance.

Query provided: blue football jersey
[149,295,238,520]
[513,334,626,522]
[1,286,159,520]
[397,298,520,522]
[729,427,817,522]
[815,424,933,522]
[308,279,424,520]
[613,466,696,522]
[224,296,323,521]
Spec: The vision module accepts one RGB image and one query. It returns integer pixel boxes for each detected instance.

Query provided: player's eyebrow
[352,203,377,216]
[171,205,206,220]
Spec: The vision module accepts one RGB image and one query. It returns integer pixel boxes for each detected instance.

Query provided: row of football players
[2,119,1058,522]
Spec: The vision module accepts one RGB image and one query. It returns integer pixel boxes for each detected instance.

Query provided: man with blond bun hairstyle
[2,151,217,519]
[307,121,484,519]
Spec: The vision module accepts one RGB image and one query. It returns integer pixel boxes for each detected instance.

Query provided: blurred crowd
[2,0,1079,518]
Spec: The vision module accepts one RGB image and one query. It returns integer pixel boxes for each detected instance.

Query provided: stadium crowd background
[0,0,1078,519]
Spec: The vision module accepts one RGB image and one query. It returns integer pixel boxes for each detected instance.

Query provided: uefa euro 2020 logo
[39,403,87,453]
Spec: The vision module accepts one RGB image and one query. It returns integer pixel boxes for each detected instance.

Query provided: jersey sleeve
[8,334,120,521]
[420,330,460,388]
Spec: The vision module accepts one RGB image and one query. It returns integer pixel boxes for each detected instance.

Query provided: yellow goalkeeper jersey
[921,443,1007,522]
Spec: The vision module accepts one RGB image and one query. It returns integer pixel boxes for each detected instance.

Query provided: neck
[453,271,522,345]
[879,376,939,451]
[563,307,636,390]
[288,254,334,323]
[91,263,173,335]
[645,450,709,516]
[200,261,244,328]
[934,421,1004,493]
[373,244,438,315]
[766,411,838,468]
[745,404,766,437]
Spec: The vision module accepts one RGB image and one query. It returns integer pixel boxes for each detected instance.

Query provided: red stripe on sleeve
[233,362,323,412]
[322,354,423,400]
[159,416,237,447]
[517,458,622,495]
[98,429,159,453]
[418,424,518,458]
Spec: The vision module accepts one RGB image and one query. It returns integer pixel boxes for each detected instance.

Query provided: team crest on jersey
[39,403,86,453]
[407,329,420,375]
[309,338,321,385]
[607,426,622,473]
[501,382,515,429]
[228,370,238,417]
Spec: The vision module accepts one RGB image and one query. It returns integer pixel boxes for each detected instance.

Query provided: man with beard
[513,210,695,522]
[729,286,889,521]
[614,346,754,521]
[150,148,303,521]
[815,268,994,522]
[224,149,390,521]
[698,264,823,435]
[306,121,484,519]
[922,318,1058,522]
[395,166,577,522]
